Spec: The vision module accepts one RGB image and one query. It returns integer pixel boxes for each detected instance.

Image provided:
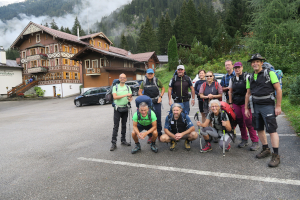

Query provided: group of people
[110,53,282,168]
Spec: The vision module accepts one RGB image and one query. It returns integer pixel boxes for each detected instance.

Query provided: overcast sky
[0,0,25,7]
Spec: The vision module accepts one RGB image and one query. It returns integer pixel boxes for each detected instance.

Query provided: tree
[65,27,71,34]
[44,22,49,27]
[212,23,233,55]
[167,36,179,71]
[60,26,65,32]
[137,16,159,53]
[50,19,59,30]
[120,33,129,50]
[157,15,166,54]
[126,34,137,53]
[5,48,19,60]
[71,16,85,36]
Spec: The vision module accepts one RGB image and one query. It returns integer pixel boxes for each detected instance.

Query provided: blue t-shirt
[221,71,235,99]
[195,79,206,100]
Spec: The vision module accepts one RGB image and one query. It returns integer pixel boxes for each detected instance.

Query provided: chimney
[128,50,131,55]
[77,26,80,40]
[0,46,6,64]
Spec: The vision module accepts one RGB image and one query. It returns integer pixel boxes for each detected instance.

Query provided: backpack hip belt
[252,93,275,100]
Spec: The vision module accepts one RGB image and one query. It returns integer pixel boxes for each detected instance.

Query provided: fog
[0,0,132,49]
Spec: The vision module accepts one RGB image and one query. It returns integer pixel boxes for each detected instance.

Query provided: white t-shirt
[228,76,240,88]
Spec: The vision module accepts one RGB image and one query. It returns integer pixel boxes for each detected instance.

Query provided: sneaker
[225,144,231,152]
[238,139,248,148]
[110,143,116,151]
[184,139,191,151]
[150,143,158,153]
[212,137,219,143]
[250,142,259,151]
[147,136,152,144]
[131,143,141,154]
[202,142,212,152]
[268,153,280,167]
[170,140,177,151]
[256,148,271,159]
[121,141,131,146]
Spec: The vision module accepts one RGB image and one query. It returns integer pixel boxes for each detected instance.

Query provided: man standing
[245,54,282,167]
[110,73,132,151]
[221,60,236,102]
[138,68,165,142]
[131,102,158,154]
[168,65,195,115]
[160,103,198,151]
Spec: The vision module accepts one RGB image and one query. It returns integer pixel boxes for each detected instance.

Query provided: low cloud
[0,0,132,49]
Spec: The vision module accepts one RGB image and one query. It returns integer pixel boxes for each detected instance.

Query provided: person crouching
[160,103,198,151]
[196,100,232,152]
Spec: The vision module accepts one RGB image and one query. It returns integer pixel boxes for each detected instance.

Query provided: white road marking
[78,157,300,186]
[234,133,297,137]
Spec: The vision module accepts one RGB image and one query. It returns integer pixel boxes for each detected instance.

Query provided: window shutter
[70,72,73,79]
[73,72,76,80]
[78,73,80,80]
[72,48,74,54]
[63,72,66,79]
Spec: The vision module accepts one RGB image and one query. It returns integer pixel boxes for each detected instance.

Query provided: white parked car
[192,73,225,87]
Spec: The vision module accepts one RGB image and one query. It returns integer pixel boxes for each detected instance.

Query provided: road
[0,96,300,199]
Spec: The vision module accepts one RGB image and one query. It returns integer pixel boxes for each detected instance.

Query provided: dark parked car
[125,80,140,96]
[74,86,112,107]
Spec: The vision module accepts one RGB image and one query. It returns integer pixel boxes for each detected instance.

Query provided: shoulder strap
[174,75,178,82]
[181,113,188,126]
[203,82,207,91]
[115,84,119,92]
[148,109,152,122]
[214,81,218,90]
[264,68,271,83]
[143,76,147,86]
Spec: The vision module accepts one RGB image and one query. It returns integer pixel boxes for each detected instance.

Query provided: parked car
[192,73,225,87]
[125,80,140,96]
[74,86,111,107]
[137,80,143,85]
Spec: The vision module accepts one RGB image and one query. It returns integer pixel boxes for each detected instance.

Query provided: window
[63,45,69,52]
[55,58,59,66]
[46,60,50,67]
[100,58,106,68]
[30,48,36,55]
[54,44,58,52]
[31,60,37,68]
[45,47,49,53]
[124,61,128,68]
[36,34,40,42]
[85,60,90,68]
[74,73,78,80]
[22,51,26,58]
[42,60,46,66]
[92,60,98,68]
[23,64,27,70]
[66,72,69,79]
[45,35,48,40]
[105,43,108,49]
[40,48,45,54]
[73,48,77,54]
[63,59,69,65]
[98,42,101,47]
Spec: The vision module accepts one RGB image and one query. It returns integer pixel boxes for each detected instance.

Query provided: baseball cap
[177,65,185,70]
[146,68,154,73]
[233,62,243,68]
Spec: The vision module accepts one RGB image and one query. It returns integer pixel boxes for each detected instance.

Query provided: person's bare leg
[257,130,267,145]
[201,113,206,123]
[188,131,198,141]
[160,134,171,143]
[131,131,139,143]
[270,132,279,148]
[151,130,158,142]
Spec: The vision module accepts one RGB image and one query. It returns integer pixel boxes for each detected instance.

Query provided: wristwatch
[160,96,163,98]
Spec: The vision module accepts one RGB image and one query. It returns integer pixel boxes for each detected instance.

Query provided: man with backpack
[131,102,158,154]
[168,65,195,115]
[228,62,259,151]
[160,103,198,151]
[245,53,282,167]
[110,73,132,151]
[138,68,165,142]
[221,60,236,102]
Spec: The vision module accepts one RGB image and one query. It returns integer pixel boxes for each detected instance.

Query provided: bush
[289,75,300,105]
[34,86,45,96]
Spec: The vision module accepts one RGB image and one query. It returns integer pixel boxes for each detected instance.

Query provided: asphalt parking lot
[1,96,300,199]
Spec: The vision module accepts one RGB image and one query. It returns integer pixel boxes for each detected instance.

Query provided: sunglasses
[206,75,213,77]
[234,66,241,69]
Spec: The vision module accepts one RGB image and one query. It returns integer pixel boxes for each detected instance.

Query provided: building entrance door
[53,86,56,97]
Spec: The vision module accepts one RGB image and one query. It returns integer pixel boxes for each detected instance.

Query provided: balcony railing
[28,66,48,74]
[86,67,101,75]
[26,53,48,61]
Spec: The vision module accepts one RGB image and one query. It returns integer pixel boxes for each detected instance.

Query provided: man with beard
[160,103,198,151]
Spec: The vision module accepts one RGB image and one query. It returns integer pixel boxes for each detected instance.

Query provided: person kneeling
[196,100,232,152]
[131,102,158,154]
[161,103,198,151]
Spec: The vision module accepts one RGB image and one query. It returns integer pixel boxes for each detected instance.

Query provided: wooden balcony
[86,67,101,75]
[28,67,48,74]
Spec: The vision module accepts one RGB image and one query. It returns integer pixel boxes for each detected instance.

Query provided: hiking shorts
[252,104,278,133]
[137,124,153,132]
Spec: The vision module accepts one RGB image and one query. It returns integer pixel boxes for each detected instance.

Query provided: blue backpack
[166,104,188,127]
[262,62,283,88]
[135,95,155,122]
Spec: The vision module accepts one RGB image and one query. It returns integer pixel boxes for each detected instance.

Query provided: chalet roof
[0,60,22,68]
[127,51,159,63]
[71,46,139,62]
[11,21,88,48]
[102,67,145,73]
[109,46,129,56]
[80,32,113,45]
[157,55,168,63]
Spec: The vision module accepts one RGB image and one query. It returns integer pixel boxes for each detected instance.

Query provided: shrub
[34,86,45,96]
[289,75,300,105]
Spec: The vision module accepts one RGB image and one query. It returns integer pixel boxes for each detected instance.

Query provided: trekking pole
[194,111,203,153]
[223,129,226,157]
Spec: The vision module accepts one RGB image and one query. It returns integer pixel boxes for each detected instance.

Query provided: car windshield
[84,90,91,95]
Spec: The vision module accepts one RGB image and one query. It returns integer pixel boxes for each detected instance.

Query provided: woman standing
[228,62,259,151]
[199,71,223,115]
[195,70,206,122]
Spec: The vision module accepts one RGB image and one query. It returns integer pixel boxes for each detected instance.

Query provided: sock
[273,148,279,154]
[263,144,269,149]
[136,142,140,145]
[151,142,156,145]
[205,140,210,144]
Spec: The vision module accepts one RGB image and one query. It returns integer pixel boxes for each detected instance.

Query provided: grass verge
[281,97,300,134]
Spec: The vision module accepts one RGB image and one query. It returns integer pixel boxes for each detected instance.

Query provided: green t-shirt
[139,78,163,89]
[132,110,157,126]
[112,84,132,107]
[246,71,279,89]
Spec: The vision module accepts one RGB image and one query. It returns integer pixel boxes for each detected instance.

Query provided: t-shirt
[228,77,240,88]
[139,78,163,89]
[199,82,223,94]
[206,111,229,133]
[112,84,132,107]
[133,110,157,126]
[246,71,279,89]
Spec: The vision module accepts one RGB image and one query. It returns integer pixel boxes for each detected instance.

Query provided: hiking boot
[268,153,280,167]
[238,139,248,148]
[250,142,259,151]
[131,143,141,154]
[121,141,131,146]
[256,148,271,159]
[150,143,158,153]
[212,137,219,143]
[110,143,116,151]
[225,144,231,152]
[170,140,177,151]
[201,142,212,152]
[147,136,152,144]
[184,139,191,151]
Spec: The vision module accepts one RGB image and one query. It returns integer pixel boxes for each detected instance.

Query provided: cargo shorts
[252,104,278,133]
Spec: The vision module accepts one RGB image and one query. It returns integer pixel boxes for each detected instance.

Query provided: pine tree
[182,0,199,44]
[120,33,129,50]
[60,26,65,32]
[164,12,173,45]
[71,16,85,36]
[167,36,179,71]
[50,19,59,30]
[157,15,166,54]
[126,34,137,53]
[212,23,233,55]
[137,16,159,53]
[65,27,71,34]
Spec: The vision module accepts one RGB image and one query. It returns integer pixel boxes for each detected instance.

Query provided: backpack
[107,79,130,107]
[232,72,250,83]
[171,70,189,97]
[135,95,155,123]
[166,104,188,126]
[261,62,283,84]
[173,70,187,82]
[202,81,222,101]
